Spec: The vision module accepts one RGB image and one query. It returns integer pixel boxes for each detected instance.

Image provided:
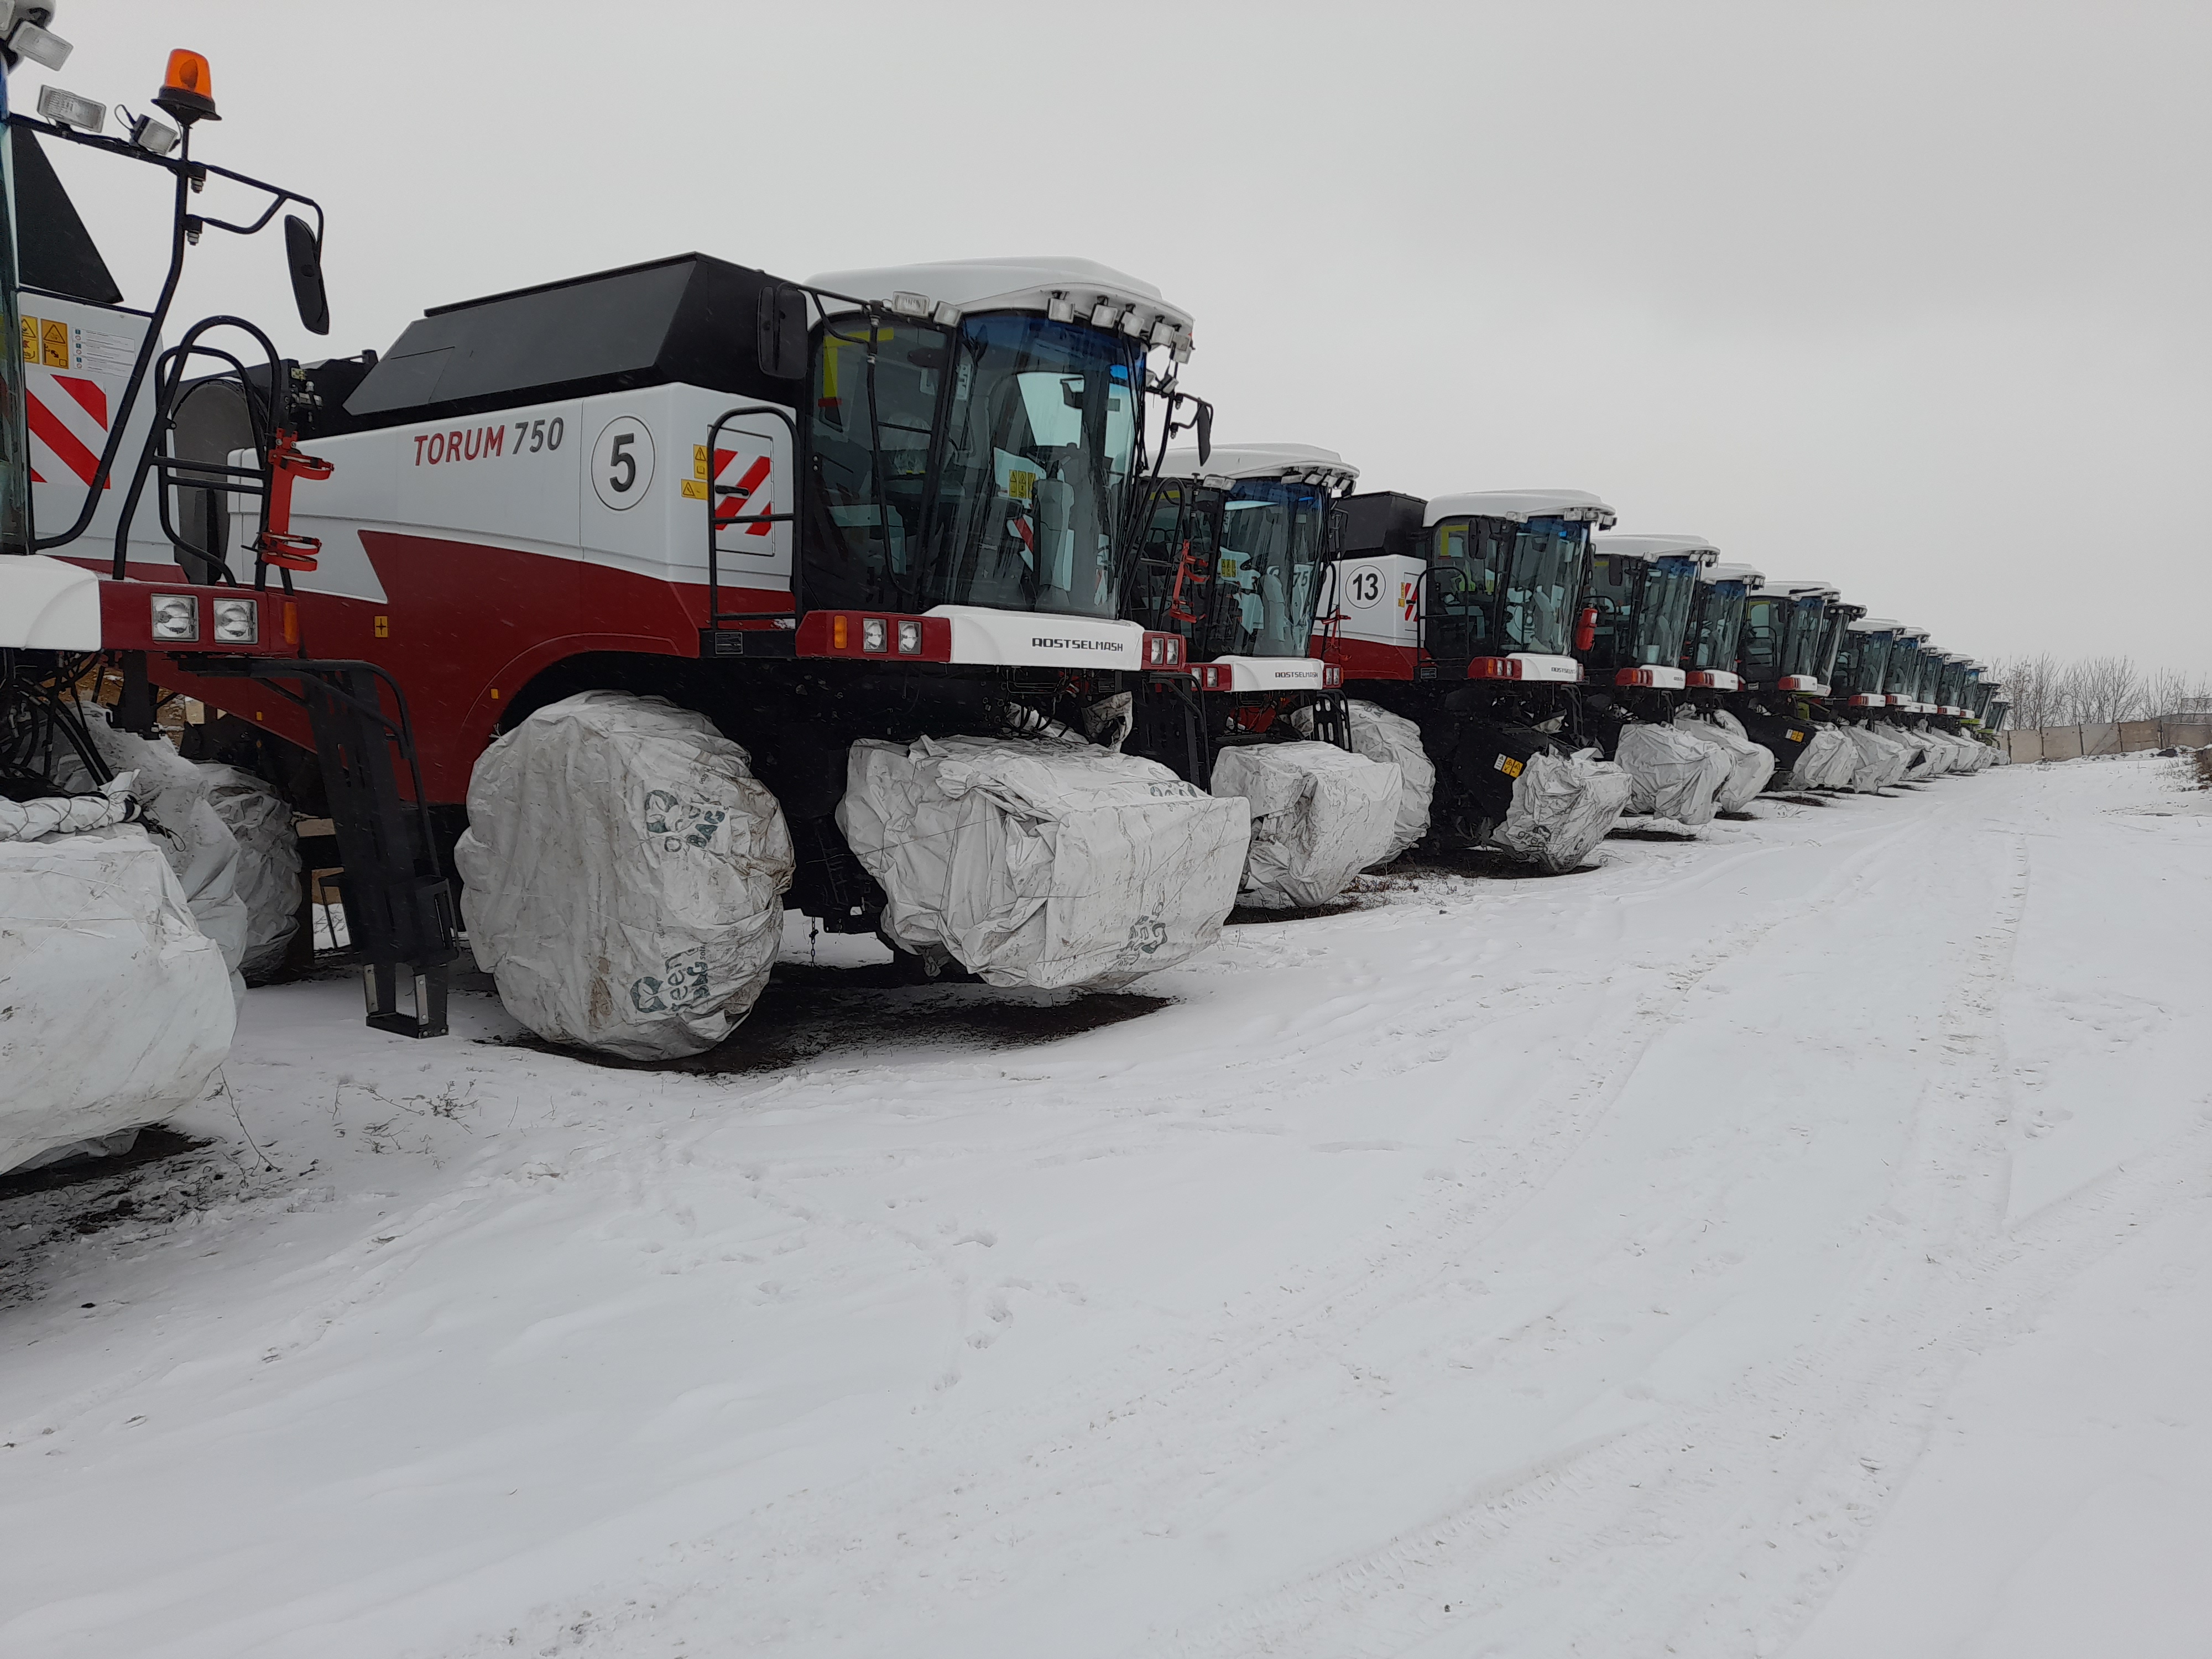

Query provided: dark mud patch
[1386,850,1601,881]
[490,965,1173,1076]
[1608,826,1704,843]
[0,1127,207,1202]
[1716,810,1761,822]
[1766,792,1837,808]
[1227,898,1364,926]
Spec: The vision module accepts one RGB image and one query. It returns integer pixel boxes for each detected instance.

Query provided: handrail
[702,404,801,631]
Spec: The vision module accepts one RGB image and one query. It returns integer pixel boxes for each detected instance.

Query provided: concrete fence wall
[2001,719,2212,763]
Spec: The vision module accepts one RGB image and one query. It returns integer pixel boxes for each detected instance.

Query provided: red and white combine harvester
[134,252,1255,1056]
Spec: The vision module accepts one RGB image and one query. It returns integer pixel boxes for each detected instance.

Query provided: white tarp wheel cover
[1209,740,1401,910]
[0,827,234,1174]
[1488,746,1633,873]
[1615,722,1733,827]
[1343,699,1434,860]
[0,775,137,842]
[199,764,302,981]
[1791,725,1855,791]
[1672,709,1777,812]
[1841,724,1900,791]
[455,692,796,1061]
[52,710,249,989]
[837,733,1250,989]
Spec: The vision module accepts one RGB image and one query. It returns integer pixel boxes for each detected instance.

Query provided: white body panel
[928,605,1146,671]
[19,293,159,557]
[1426,489,1616,528]
[262,383,796,604]
[1510,653,1582,683]
[1212,656,1329,692]
[0,554,102,648]
[1322,555,1424,651]
[1692,670,1743,691]
[1620,665,1688,690]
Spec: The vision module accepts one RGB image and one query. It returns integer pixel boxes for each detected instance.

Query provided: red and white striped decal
[712,448,774,538]
[25,372,112,489]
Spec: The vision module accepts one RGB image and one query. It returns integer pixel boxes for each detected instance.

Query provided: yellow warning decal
[692,445,709,480]
[1495,754,1524,778]
[1006,469,1036,502]
[680,478,709,500]
[20,315,36,363]
[40,317,69,368]
[1787,728,1806,742]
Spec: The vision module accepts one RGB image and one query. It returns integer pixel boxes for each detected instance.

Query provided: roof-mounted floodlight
[890,291,932,319]
[6,16,72,71]
[155,48,220,125]
[1120,309,1147,338]
[1147,319,1176,349]
[932,301,962,326]
[1089,300,1120,328]
[1046,293,1076,324]
[127,109,179,155]
[35,82,103,133]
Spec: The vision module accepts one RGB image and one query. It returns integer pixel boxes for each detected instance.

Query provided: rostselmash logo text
[1029,637,1126,653]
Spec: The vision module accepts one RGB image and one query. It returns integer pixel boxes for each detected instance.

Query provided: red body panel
[104,536,790,804]
[1312,632,1421,682]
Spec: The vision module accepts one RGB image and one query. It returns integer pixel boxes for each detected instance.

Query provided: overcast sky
[24,1,2210,671]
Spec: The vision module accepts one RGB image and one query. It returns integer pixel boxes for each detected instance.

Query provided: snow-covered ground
[5,754,2210,1658]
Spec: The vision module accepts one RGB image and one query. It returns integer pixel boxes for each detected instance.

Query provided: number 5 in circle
[592,416,656,510]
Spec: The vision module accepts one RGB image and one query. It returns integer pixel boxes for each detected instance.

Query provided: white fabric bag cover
[1488,746,1634,873]
[1345,699,1435,859]
[0,774,137,841]
[0,827,235,1174]
[1791,724,1854,791]
[1840,724,1895,791]
[199,764,302,979]
[1672,710,1777,811]
[1208,741,1401,909]
[1892,726,1937,780]
[52,714,248,987]
[1615,721,1732,826]
[838,733,1249,988]
[456,692,796,1061]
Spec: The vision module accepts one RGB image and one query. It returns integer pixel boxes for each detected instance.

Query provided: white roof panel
[802,256,1192,337]
[1160,443,1358,486]
[1425,489,1618,529]
[1593,533,1719,565]
[1760,578,1841,599]
[1703,561,1764,587]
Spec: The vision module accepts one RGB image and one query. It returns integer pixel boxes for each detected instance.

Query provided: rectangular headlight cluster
[212,597,259,644]
[150,594,200,641]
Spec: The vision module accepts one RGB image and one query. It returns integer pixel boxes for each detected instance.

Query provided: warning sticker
[1006,469,1036,503]
[1786,728,1806,743]
[1494,754,1525,778]
[70,325,137,377]
[680,478,709,500]
[692,445,709,480]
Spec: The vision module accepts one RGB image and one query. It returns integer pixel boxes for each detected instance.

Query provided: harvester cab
[1133,442,1359,782]
[1882,627,1931,716]
[1681,561,1762,696]
[1318,489,1632,870]
[1724,579,1837,776]
[1834,617,1901,711]
[2,19,457,1036]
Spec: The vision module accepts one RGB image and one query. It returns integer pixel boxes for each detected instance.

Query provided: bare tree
[2067,655,2145,723]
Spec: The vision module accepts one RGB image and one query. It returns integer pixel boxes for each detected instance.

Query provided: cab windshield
[1740,595,1787,676]
[1815,611,1854,683]
[1839,630,1892,695]
[1211,477,1329,656]
[1884,644,1922,698]
[1687,581,1749,671]
[1427,514,1587,660]
[803,311,1145,617]
[1779,597,1828,679]
[1130,478,1220,641]
[1634,558,1701,666]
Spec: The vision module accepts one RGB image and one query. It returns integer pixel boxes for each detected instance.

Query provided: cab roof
[1703,561,1764,588]
[1160,444,1359,488]
[1425,489,1618,529]
[1593,534,1720,565]
[803,257,1193,341]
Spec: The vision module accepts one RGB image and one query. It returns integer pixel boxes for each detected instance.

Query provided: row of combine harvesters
[1,14,2010,1139]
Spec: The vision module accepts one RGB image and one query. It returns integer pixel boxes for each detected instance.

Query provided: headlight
[862,617,888,654]
[151,594,200,641]
[211,597,259,644]
[896,619,922,655]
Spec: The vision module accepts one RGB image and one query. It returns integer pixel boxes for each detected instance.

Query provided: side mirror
[1195,399,1213,466]
[284,215,330,336]
[757,284,808,380]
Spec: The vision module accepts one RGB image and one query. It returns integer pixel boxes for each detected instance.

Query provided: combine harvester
[1,13,458,1170]
[1318,489,1630,872]
[1574,533,1761,827]
[134,248,1256,1056]
[1129,443,1407,909]
[1721,577,1840,786]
